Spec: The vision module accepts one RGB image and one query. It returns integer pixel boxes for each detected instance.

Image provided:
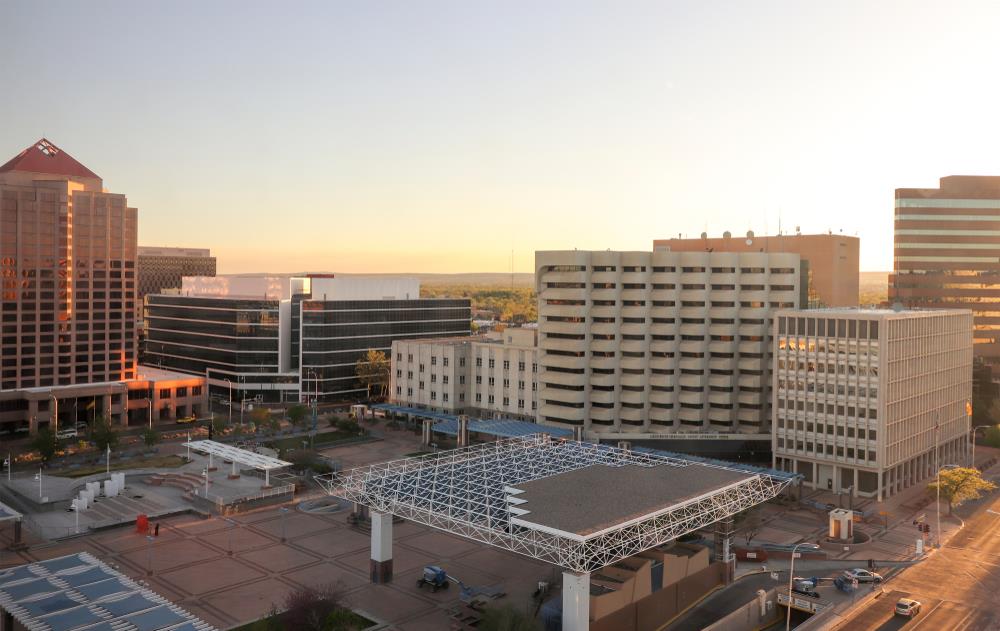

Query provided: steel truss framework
[317,435,791,572]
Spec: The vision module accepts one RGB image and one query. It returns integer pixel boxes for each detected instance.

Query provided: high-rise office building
[772,308,971,500]
[137,246,216,300]
[0,138,138,389]
[0,139,205,433]
[535,250,804,444]
[655,232,859,307]
[891,176,1000,368]
[145,275,471,403]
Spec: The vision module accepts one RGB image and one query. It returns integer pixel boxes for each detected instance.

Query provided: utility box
[829,508,853,541]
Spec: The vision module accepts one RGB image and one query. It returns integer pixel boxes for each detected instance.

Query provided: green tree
[984,424,1000,449]
[141,427,160,449]
[31,428,60,463]
[91,416,120,453]
[355,349,389,401]
[250,406,270,430]
[288,404,308,427]
[928,467,998,515]
[212,416,227,437]
[478,604,541,631]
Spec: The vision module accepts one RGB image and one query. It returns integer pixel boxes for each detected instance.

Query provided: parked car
[843,568,882,583]
[791,578,820,598]
[895,598,921,617]
[176,415,198,424]
[56,428,78,440]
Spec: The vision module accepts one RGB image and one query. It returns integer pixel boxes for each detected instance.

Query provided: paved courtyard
[0,426,559,629]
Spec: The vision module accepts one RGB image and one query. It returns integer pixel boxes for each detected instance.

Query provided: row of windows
[542,265,793,274]
[779,316,879,339]
[777,359,879,377]
[776,399,879,418]
[777,438,876,463]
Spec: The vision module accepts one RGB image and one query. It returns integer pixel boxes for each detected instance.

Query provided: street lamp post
[935,418,941,548]
[226,379,233,427]
[226,518,236,556]
[148,398,153,430]
[146,534,155,575]
[786,542,820,631]
[279,506,289,542]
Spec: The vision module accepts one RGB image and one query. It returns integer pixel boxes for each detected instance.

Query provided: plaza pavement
[0,427,558,630]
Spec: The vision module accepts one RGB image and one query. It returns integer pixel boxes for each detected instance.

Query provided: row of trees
[421,285,537,323]
[29,416,160,464]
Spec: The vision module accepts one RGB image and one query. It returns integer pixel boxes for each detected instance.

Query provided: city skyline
[6,1,1000,274]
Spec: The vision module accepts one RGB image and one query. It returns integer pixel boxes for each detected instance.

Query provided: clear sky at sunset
[4,0,1000,274]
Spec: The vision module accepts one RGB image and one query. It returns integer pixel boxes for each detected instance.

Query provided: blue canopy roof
[371,404,574,439]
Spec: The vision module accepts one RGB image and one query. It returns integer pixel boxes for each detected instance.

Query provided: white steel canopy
[183,440,290,470]
[318,435,791,572]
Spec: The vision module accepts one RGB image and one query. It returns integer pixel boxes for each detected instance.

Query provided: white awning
[183,440,291,471]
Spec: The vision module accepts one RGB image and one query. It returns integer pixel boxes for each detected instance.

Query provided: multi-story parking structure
[535,250,804,442]
[772,308,972,500]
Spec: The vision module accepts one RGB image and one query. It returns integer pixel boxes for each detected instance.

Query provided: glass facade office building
[300,299,472,400]
[145,293,471,402]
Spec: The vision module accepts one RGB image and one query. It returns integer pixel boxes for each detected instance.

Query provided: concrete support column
[457,415,469,447]
[370,511,393,583]
[421,419,433,446]
[714,516,736,584]
[562,570,590,631]
[12,520,21,546]
[151,389,159,424]
[573,426,583,442]
[120,389,129,427]
[1,609,12,631]
[102,394,112,423]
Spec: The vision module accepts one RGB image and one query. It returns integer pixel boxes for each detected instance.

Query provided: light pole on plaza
[786,542,820,631]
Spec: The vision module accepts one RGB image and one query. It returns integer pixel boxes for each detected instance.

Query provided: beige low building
[390,327,538,421]
[5,365,206,434]
[535,250,804,439]
[773,308,972,500]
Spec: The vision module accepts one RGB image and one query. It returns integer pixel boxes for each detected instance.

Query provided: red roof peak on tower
[0,138,100,180]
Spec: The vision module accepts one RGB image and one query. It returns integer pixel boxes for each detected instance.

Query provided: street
[828,491,1000,630]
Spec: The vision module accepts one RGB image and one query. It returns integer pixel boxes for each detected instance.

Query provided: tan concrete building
[390,327,539,421]
[772,308,972,500]
[654,232,860,307]
[535,250,804,440]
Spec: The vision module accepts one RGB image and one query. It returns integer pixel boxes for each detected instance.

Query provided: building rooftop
[138,246,213,258]
[777,306,971,318]
[0,138,100,180]
[507,463,751,539]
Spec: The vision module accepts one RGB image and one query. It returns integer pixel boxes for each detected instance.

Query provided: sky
[4,1,1000,274]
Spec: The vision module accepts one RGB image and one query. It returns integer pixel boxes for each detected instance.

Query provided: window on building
[431,356,437,365]
[443,357,449,367]
[476,358,482,367]
[159,389,171,398]
[489,359,495,368]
